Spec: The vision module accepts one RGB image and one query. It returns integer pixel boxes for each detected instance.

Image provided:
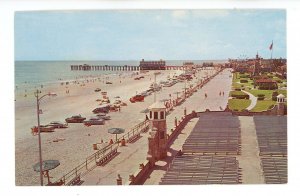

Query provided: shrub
[231,94,249,99]
[272,91,279,96]
[240,74,250,78]
[240,79,248,83]
[272,91,279,101]
[257,97,265,100]
[257,94,265,98]
[235,88,241,91]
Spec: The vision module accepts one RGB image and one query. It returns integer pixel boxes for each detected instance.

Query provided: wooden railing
[54,120,150,186]
[117,120,150,143]
[54,142,119,186]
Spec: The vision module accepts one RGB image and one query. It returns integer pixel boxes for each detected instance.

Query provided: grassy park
[229,72,287,112]
[228,99,251,111]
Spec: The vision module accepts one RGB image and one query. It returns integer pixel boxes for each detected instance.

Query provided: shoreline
[15,67,219,185]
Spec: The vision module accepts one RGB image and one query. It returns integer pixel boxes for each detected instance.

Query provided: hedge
[240,79,248,83]
[272,91,279,101]
[230,91,250,99]
[240,74,250,78]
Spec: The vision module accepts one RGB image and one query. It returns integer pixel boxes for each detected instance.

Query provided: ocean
[15,60,227,88]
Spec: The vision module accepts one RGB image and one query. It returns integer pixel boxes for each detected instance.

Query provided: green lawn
[228,99,251,111]
[250,100,276,112]
[230,72,287,112]
[232,72,254,90]
[229,90,248,96]
[247,89,287,99]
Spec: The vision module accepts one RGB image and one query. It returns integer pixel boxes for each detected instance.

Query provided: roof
[277,94,285,98]
[148,101,166,109]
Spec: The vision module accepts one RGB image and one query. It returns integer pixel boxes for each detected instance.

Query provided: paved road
[81,68,233,185]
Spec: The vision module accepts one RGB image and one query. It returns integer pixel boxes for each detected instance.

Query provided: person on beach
[222,91,224,96]
[219,91,221,96]
[205,93,207,98]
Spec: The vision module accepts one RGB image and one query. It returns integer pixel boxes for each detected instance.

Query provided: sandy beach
[15,68,218,185]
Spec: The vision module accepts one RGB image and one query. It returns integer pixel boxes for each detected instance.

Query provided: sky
[14,10,286,61]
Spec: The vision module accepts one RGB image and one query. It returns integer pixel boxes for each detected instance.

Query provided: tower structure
[254,52,261,76]
[147,101,168,165]
[276,94,286,116]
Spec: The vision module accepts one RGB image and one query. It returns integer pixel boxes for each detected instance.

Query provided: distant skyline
[15,10,286,61]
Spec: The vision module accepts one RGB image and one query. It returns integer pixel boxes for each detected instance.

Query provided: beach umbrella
[140,108,150,113]
[33,160,60,185]
[33,160,60,172]
[108,128,125,142]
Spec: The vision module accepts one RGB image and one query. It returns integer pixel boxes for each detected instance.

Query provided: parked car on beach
[129,94,145,103]
[94,88,101,92]
[48,121,68,128]
[98,115,111,120]
[31,125,55,135]
[83,116,105,126]
[93,104,110,114]
[65,115,86,123]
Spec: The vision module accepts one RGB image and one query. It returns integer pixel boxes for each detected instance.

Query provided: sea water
[15,60,226,90]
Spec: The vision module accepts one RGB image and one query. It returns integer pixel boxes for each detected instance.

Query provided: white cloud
[171,10,188,19]
[191,10,230,19]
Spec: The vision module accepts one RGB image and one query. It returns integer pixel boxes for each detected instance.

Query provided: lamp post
[35,90,57,186]
[154,72,160,102]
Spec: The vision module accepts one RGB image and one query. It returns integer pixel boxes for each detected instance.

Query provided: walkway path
[242,90,257,111]
[237,116,265,183]
[80,68,233,185]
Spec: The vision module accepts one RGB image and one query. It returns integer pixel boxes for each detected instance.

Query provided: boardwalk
[80,69,233,185]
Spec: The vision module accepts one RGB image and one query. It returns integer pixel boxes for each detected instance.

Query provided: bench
[96,147,118,166]
[66,174,81,186]
[127,133,141,143]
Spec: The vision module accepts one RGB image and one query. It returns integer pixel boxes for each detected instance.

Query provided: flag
[269,41,273,50]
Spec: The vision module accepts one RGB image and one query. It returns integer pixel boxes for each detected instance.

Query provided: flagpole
[270,40,273,60]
